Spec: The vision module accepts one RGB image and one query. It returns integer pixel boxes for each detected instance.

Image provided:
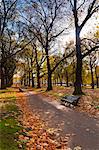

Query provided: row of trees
[0,0,99,95]
[17,39,99,89]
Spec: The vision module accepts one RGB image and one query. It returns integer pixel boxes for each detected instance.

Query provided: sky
[1,0,98,56]
[55,11,98,55]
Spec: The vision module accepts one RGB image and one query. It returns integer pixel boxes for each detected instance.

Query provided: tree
[21,0,70,90]
[0,0,36,89]
[81,38,98,89]
[31,42,46,88]
[0,0,18,89]
[68,0,99,94]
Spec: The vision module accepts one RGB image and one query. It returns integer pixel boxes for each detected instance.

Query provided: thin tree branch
[82,45,99,59]
[51,50,75,73]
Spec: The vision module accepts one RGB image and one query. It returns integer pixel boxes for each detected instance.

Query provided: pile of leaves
[16,92,70,150]
[76,89,99,117]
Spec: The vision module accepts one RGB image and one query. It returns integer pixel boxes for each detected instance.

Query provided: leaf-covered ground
[16,92,70,150]
[0,88,24,150]
[0,88,71,149]
[0,87,98,149]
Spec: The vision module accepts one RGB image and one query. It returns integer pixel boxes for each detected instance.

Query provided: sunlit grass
[0,88,24,150]
[0,88,16,101]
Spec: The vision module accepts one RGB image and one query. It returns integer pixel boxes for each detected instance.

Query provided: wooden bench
[61,95,80,107]
[19,86,28,92]
[19,88,24,92]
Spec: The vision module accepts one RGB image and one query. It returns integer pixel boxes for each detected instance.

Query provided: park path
[25,91,99,150]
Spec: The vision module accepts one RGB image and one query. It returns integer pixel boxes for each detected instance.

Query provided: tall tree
[0,0,18,89]
[69,0,99,94]
[21,0,70,90]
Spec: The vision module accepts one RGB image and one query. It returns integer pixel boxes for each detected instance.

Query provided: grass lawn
[0,88,25,150]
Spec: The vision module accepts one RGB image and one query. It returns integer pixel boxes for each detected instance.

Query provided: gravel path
[25,92,99,150]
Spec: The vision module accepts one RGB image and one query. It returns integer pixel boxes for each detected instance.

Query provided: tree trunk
[26,75,28,86]
[60,80,62,86]
[95,67,99,88]
[1,65,6,89]
[72,58,75,85]
[24,74,26,86]
[41,78,44,86]
[96,77,99,88]
[73,27,83,95]
[47,72,52,90]
[46,52,52,91]
[37,65,41,88]
[34,45,41,88]
[59,77,62,86]
[32,73,35,88]
[28,70,31,87]
[8,77,13,87]
[90,59,94,89]
[21,79,23,86]
[73,1,83,95]
[66,70,69,87]
[57,78,58,86]
[5,76,8,87]
[55,79,56,85]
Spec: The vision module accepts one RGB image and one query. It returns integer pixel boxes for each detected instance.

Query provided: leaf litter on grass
[0,89,26,150]
[16,92,71,150]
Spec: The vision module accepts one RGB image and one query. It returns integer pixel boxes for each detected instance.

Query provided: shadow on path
[26,92,99,150]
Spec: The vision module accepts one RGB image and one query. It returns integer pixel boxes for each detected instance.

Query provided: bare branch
[69,0,74,9]
[82,45,99,59]
[77,0,86,10]
[51,50,75,73]
[0,37,35,63]
[80,0,97,30]
[81,38,98,44]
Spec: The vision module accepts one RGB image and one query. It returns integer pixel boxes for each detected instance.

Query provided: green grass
[0,88,13,94]
[0,89,25,150]
[0,117,21,150]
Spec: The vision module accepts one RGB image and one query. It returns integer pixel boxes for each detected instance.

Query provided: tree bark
[73,27,83,95]
[60,80,62,86]
[55,79,57,85]
[41,78,44,86]
[32,73,35,87]
[1,64,6,89]
[57,78,58,86]
[21,79,23,86]
[28,70,31,87]
[90,59,94,89]
[73,1,83,95]
[95,67,99,88]
[34,45,41,88]
[46,54,52,90]
[1,69,6,89]
[37,65,41,88]
[24,74,26,86]
[66,70,69,87]
[8,77,13,87]
[58,75,62,86]
[26,75,28,86]
[96,77,99,88]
